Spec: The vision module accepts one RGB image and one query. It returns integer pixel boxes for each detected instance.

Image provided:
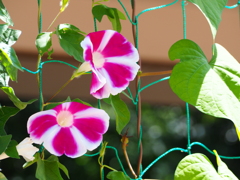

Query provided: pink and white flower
[27,102,109,158]
[77,30,140,99]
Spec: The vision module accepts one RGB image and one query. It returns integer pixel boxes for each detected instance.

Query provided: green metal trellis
[22,0,240,179]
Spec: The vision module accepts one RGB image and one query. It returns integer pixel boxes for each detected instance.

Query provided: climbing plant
[0,0,240,180]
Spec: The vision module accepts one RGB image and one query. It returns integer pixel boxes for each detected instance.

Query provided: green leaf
[35,32,53,56]
[60,0,69,12]
[0,106,20,135]
[5,140,19,159]
[0,172,8,180]
[58,161,70,179]
[36,155,65,180]
[0,0,13,26]
[92,5,125,32]
[175,153,238,180]
[56,24,85,62]
[0,42,22,81]
[169,39,240,137]
[175,153,220,180]
[0,86,37,109]
[92,5,114,22]
[0,135,12,154]
[187,0,227,39]
[47,48,54,59]
[214,150,238,180]
[0,63,9,87]
[0,25,21,46]
[107,171,130,180]
[23,152,39,169]
[110,94,130,134]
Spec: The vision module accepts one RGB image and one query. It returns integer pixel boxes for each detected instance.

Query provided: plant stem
[122,134,137,178]
[46,11,61,31]
[131,0,143,176]
[140,70,172,77]
[45,78,73,103]
[37,0,44,111]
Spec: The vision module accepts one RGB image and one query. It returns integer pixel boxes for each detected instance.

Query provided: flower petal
[17,138,38,162]
[28,102,110,158]
[91,59,139,98]
[81,36,93,62]
[73,108,109,134]
[40,125,86,158]
[53,128,86,158]
[54,101,91,115]
[71,125,102,151]
[27,110,57,143]
[100,30,138,59]
[90,70,106,95]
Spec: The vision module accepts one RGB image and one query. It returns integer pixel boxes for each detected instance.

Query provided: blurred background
[1,0,240,179]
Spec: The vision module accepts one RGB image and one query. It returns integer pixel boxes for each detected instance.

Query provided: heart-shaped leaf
[0,0,13,26]
[35,32,53,56]
[56,24,85,62]
[174,153,237,180]
[169,39,240,135]
[187,0,227,39]
[92,5,126,32]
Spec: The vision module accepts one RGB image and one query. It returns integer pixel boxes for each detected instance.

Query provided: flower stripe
[27,102,109,158]
[78,30,140,99]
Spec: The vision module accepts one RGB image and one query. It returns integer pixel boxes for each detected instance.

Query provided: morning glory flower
[27,102,109,158]
[76,30,140,99]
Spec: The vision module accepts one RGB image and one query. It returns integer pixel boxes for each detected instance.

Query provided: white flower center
[93,52,105,68]
[57,111,73,127]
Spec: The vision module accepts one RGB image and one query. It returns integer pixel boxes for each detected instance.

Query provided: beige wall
[1,0,240,105]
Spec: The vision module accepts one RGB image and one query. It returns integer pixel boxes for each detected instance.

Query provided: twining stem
[130,0,143,176]
[45,78,73,103]
[121,132,137,178]
[46,11,61,31]
[37,0,44,111]
[140,70,172,77]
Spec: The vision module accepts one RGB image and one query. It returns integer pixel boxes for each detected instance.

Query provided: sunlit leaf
[35,32,53,56]
[0,135,11,154]
[0,0,13,26]
[110,94,130,134]
[214,150,238,179]
[0,63,9,87]
[60,0,69,12]
[0,25,21,46]
[107,171,130,180]
[187,0,227,39]
[0,86,37,109]
[0,172,8,180]
[175,153,238,180]
[56,24,85,62]
[169,39,240,137]
[0,42,22,81]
